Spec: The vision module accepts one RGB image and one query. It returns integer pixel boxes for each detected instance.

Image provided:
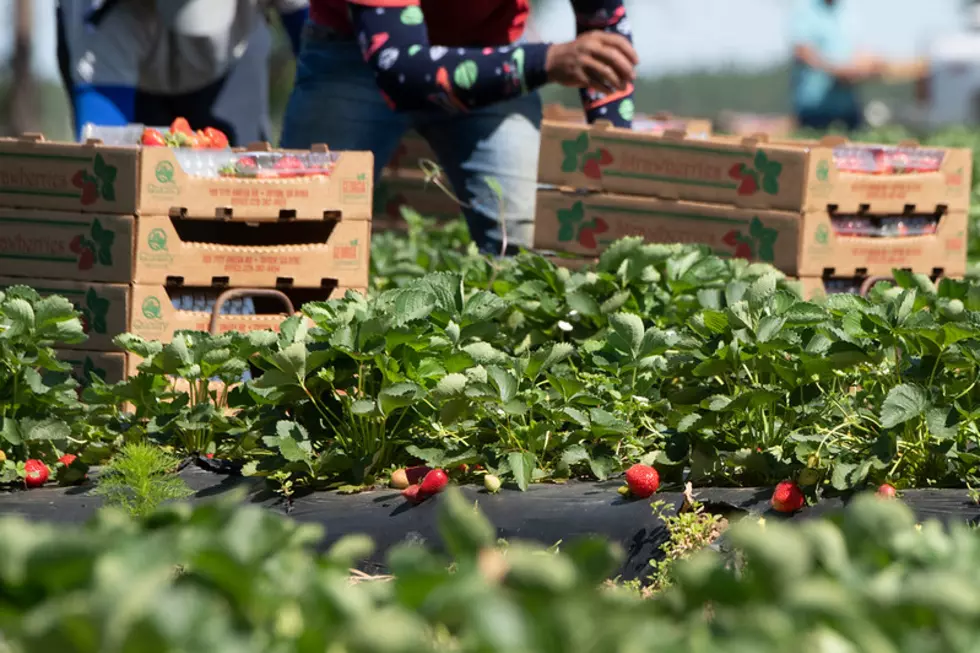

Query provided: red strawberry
[170,117,193,136]
[58,454,77,466]
[71,171,86,188]
[80,181,98,205]
[578,228,597,250]
[593,217,609,234]
[876,483,897,498]
[624,463,660,498]
[274,155,304,170]
[24,460,49,488]
[405,465,431,485]
[597,148,614,165]
[141,128,167,146]
[734,243,753,259]
[455,463,470,475]
[771,480,804,513]
[737,176,758,195]
[80,313,89,333]
[721,230,739,247]
[402,484,423,505]
[69,235,83,254]
[205,453,214,459]
[203,127,229,149]
[583,159,602,179]
[78,248,95,271]
[419,468,449,497]
[728,163,745,180]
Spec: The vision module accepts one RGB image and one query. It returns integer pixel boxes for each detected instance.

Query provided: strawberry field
[4,210,980,503]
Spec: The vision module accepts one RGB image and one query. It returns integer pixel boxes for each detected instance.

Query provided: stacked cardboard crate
[535,122,972,297]
[0,133,373,384]
[374,105,713,232]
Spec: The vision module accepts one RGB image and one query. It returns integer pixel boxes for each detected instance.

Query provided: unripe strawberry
[484,474,501,493]
[390,468,410,489]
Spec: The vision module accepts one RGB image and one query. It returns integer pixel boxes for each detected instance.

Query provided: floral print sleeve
[571,0,634,128]
[348,0,551,113]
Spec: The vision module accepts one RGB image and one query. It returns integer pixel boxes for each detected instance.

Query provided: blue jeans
[280,23,541,255]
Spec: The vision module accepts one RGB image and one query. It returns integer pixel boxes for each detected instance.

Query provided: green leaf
[0,419,22,445]
[434,373,468,398]
[566,290,601,317]
[487,366,518,403]
[608,312,644,357]
[880,384,929,429]
[378,382,422,415]
[746,273,778,307]
[756,315,785,343]
[437,488,496,559]
[508,451,536,491]
[23,418,70,442]
[463,291,509,322]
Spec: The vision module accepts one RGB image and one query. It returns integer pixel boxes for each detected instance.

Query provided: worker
[56,0,309,145]
[280,0,638,256]
[790,0,883,131]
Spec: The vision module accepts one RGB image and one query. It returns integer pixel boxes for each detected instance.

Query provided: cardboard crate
[0,278,128,351]
[128,284,363,342]
[133,214,369,288]
[386,131,439,173]
[535,190,967,278]
[0,208,369,288]
[0,135,373,220]
[373,171,463,226]
[717,111,796,138]
[539,124,972,214]
[57,349,129,386]
[542,104,713,136]
[0,208,135,283]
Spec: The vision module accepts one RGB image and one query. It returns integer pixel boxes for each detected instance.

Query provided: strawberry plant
[0,287,91,486]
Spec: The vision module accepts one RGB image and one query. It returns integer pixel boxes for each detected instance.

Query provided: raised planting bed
[1,463,976,581]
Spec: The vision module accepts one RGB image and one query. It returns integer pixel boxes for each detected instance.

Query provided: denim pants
[280,23,541,255]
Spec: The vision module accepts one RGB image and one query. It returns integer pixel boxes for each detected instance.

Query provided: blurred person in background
[279,0,638,256]
[56,0,308,145]
[790,0,884,131]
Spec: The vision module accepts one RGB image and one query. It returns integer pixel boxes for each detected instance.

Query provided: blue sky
[0,0,968,80]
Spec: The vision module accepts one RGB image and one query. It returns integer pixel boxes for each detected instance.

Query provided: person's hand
[545,32,638,93]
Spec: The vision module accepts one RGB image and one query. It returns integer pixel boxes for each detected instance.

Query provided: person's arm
[570,0,634,127]
[793,44,871,84]
[274,0,308,56]
[348,0,636,114]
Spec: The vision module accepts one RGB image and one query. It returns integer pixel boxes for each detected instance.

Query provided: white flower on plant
[558,320,573,332]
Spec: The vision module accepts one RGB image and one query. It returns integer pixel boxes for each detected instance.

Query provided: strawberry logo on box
[556,201,610,250]
[68,219,115,271]
[78,287,111,335]
[70,154,118,206]
[728,150,783,196]
[560,133,614,180]
[721,217,778,262]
